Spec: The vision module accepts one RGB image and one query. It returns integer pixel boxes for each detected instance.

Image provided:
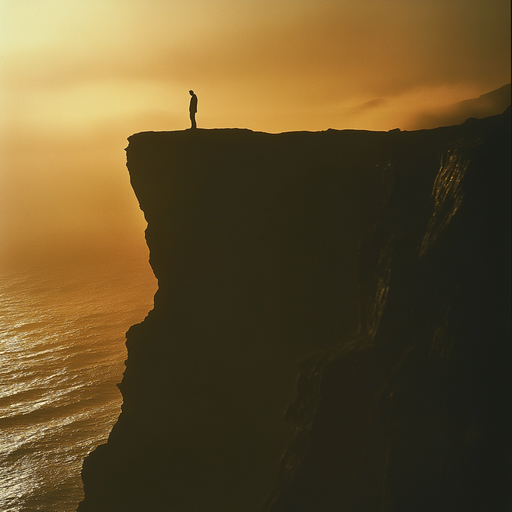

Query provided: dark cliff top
[127,106,510,142]
[126,108,511,157]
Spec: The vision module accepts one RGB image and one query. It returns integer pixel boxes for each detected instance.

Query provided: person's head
[189,90,194,96]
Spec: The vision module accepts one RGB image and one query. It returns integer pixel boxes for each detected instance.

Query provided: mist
[0,0,509,270]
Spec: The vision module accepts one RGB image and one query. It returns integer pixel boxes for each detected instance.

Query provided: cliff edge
[79,109,511,511]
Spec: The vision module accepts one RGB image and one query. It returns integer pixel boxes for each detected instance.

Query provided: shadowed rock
[79,108,511,511]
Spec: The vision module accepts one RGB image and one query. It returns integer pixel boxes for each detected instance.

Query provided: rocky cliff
[79,109,511,511]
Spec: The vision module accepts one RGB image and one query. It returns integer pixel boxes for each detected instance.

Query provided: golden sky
[0,0,510,269]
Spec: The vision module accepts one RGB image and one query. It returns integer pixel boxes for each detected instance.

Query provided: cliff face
[79,110,511,511]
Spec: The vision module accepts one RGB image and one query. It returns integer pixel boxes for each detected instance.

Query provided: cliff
[79,109,511,511]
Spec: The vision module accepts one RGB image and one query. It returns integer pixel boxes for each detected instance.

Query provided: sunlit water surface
[0,259,157,512]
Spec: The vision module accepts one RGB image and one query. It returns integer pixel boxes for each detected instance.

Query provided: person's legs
[190,112,197,129]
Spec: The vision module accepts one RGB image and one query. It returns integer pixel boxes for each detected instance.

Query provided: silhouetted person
[189,90,197,129]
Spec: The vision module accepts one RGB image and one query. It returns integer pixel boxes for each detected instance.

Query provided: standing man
[189,90,198,129]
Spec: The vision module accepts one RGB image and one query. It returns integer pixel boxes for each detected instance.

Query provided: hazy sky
[0,0,510,269]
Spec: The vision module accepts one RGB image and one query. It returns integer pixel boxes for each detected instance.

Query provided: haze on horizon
[0,0,510,270]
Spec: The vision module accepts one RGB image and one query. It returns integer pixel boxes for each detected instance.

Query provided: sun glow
[0,0,510,268]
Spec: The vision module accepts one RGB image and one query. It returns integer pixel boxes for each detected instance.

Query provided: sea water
[0,258,157,512]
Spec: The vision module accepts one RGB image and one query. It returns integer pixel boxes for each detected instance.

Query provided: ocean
[0,258,157,512]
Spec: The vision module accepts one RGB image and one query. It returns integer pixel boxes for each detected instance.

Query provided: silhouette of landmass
[79,107,511,511]
[413,83,511,129]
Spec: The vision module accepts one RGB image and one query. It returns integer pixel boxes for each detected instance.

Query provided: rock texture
[79,109,510,511]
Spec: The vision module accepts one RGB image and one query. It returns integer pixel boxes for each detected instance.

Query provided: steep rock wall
[265,111,511,511]
[79,110,510,511]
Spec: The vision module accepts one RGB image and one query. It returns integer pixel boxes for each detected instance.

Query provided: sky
[0,0,510,270]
